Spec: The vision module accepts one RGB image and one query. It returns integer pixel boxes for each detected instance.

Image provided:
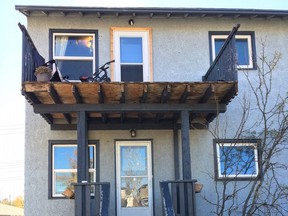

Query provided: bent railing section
[160,180,197,216]
[72,182,110,216]
[18,23,45,82]
[203,24,240,82]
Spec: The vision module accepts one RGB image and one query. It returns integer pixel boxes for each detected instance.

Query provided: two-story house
[16,5,288,216]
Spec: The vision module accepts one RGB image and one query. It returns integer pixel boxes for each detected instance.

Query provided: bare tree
[205,41,288,216]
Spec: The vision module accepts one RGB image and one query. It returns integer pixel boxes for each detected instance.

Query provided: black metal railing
[203,24,240,82]
[160,180,197,216]
[72,182,110,216]
[18,23,45,82]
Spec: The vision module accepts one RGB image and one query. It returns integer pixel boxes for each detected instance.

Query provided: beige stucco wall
[24,14,288,216]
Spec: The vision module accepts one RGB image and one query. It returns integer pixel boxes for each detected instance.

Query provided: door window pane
[120,37,143,63]
[121,177,148,207]
[120,146,147,176]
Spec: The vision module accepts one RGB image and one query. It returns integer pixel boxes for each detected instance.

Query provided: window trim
[49,29,99,80]
[110,27,153,82]
[209,31,256,70]
[48,140,99,199]
[213,139,261,181]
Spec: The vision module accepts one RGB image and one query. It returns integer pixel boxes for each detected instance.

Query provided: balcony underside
[22,81,237,130]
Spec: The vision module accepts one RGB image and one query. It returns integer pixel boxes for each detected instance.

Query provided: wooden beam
[220,83,237,104]
[198,85,213,103]
[33,103,227,113]
[98,85,108,123]
[72,85,83,104]
[156,85,171,122]
[138,84,148,123]
[48,85,71,124]
[22,91,41,104]
[180,85,190,103]
[120,84,125,123]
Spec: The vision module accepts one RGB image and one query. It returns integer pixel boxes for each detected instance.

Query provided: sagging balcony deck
[19,23,239,216]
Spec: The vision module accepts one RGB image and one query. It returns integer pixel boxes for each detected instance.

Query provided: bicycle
[80,60,115,82]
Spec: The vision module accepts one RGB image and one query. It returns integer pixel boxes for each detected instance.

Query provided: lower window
[48,140,98,198]
[214,139,261,180]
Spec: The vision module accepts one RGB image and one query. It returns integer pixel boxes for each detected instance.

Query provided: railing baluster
[72,182,110,216]
[160,180,197,216]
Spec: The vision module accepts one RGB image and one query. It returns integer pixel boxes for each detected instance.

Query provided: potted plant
[34,66,52,82]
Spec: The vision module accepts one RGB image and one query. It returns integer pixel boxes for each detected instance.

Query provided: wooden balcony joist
[22,81,238,130]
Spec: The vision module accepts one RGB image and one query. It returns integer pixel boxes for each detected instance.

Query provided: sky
[0,0,288,202]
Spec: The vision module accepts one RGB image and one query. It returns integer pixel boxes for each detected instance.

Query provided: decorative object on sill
[194,182,203,193]
[130,129,136,137]
[34,66,52,82]
[62,187,75,199]
[128,19,134,25]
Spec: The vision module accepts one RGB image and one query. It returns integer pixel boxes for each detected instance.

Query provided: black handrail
[203,24,240,82]
[18,23,45,82]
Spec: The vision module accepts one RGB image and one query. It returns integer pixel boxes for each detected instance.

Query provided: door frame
[115,140,154,216]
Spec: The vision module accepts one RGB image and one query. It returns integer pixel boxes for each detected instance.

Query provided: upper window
[111,28,152,82]
[49,29,98,80]
[214,139,261,180]
[48,140,98,198]
[209,32,256,69]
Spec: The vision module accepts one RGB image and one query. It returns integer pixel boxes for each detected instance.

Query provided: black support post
[76,111,90,216]
[181,110,192,180]
[173,123,180,180]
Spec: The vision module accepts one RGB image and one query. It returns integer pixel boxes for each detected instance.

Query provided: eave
[15,5,288,19]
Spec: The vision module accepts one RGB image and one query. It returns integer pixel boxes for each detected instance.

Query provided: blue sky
[0,0,288,201]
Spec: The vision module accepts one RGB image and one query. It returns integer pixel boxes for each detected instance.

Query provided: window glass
[56,60,93,80]
[215,38,250,66]
[55,35,94,57]
[219,145,256,176]
[54,146,77,169]
[52,144,96,197]
[211,33,255,69]
[215,140,260,179]
[51,31,97,80]
[120,37,143,63]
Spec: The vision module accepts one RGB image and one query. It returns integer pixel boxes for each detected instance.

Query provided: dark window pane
[121,65,143,82]
[57,60,93,80]
[215,38,249,66]
[120,37,143,63]
[54,146,77,169]
[55,35,94,57]
[215,39,226,56]
[236,39,249,65]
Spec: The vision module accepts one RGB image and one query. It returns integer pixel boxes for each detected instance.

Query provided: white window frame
[112,28,152,82]
[211,35,253,69]
[52,144,96,197]
[52,32,96,80]
[215,142,259,179]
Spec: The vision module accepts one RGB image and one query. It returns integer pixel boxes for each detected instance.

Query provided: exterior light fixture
[130,129,136,137]
[128,19,134,25]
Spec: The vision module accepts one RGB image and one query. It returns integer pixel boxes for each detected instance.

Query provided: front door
[116,141,153,216]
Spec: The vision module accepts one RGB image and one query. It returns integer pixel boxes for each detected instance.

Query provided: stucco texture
[24,14,288,216]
